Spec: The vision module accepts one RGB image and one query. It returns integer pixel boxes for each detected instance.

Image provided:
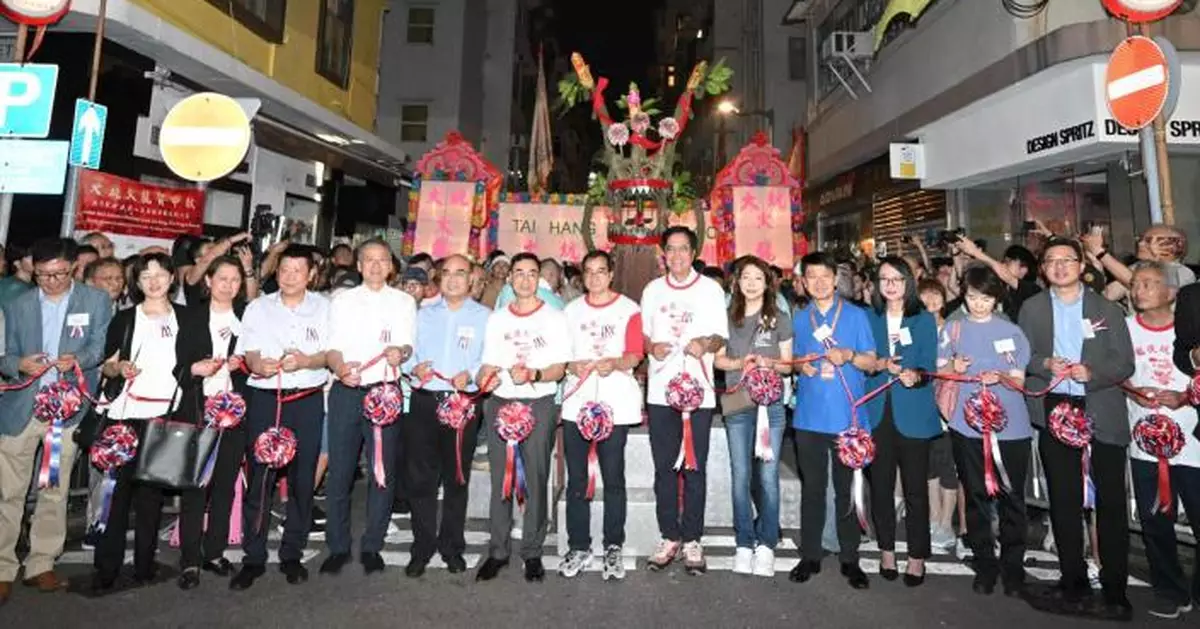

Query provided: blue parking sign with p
[0,63,58,138]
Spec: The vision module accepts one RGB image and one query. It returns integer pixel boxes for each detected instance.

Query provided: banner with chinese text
[732,185,793,271]
[411,180,477,258]
[77,170,204,239]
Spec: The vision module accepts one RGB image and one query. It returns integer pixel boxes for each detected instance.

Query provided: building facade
[791,0,1200,259]
[4,0,410,246]
[376,0,536,179]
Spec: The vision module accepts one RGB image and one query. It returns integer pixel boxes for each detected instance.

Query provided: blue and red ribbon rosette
[495,401,536,504]
[1132,413,1186,515]
[577,401,614,500]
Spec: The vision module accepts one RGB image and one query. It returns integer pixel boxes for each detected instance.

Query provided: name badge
[1081,319,1096,340]
[457,326,475,341]
[897,328,913,346]
[813,324,833,344]
[994,338,1016,354]
[820,361,835,381]
[67,313,89,327]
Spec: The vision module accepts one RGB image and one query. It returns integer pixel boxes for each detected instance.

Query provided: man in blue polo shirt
[788,251,876,590]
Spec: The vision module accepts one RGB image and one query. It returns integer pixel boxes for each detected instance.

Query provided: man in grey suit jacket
[1018,238,1134,621]
[0,238,111,603]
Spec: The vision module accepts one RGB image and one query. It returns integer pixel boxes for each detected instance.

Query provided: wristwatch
[533,368,542,382]
[1096,249,1108,261]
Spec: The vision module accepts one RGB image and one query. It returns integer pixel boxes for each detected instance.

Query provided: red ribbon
[679,410,698,471]
[592,77,612,126]
[585,441,601,500]
[1156,456,1173,515]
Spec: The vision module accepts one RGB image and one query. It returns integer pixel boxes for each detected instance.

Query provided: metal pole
[717,115,727,171]
[0,25,26,246]
[60,0,108,238]
[1137,21,1175,225]
[1141,127,1163,224]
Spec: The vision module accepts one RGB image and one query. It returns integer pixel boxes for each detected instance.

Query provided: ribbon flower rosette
[1132,413,1186,515]
[1049,401,1096,508]
[666,372,705,471]
[495,401,536,504]
[33,379,84,488]
[362,379,404,488]
[742,364,782,461]
[437,393,477,485]
[577,401,615,500]
[89,423,139,532]
[964,386,1011,496]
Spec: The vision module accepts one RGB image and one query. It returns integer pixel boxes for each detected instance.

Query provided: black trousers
[795,428,860,564]
[404,389,480,563]
[564,420,629,551]
[179,424,247,568]
[1039,394,1129,598]
[867,398,932,559]
[240,388,324,566]
[93,420,167,580]
[1130,459,1200,606]
[951,431,1031,583]
[647,404,713,543]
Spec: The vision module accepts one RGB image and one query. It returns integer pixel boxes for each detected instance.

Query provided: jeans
[564,421,629,551]
[647,404,714,542]
[725,403,785,549]
[1130,459,1200,606]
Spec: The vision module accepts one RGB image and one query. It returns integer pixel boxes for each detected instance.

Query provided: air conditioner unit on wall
[820,31,872,61]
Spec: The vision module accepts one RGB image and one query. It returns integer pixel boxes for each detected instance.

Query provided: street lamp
[716,100,775,147]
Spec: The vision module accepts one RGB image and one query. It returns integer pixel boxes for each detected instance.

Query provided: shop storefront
[912,53,1200,260]
[807,154,947,258]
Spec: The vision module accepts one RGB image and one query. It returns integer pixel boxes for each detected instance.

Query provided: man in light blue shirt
[1050,289,1085,396]
[402,254,490,576]
[38,284,73,388]
[494,277,564,310]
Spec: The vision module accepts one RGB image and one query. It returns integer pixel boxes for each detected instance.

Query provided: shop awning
[55,0,409,187]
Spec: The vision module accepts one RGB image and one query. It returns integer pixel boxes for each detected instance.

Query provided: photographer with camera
[182,232,260,304]
[952,236,1041,318]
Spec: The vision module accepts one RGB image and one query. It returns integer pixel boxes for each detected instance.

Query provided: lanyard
[808,297,843,348]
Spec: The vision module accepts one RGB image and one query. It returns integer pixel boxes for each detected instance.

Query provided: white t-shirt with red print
[641,271,729,409]
[1125,315,1200,468]
[561,293,645,426]
[481,301,572,400]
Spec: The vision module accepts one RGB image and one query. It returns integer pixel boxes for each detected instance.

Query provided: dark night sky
[549,0,663,90]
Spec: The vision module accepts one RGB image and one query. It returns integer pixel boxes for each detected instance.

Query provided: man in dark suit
[1018,238,1134,621]
[0,238,111,605]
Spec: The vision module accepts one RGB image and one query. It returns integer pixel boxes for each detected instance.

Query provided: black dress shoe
[879,565,899,581]
[788,560,821,583]
[524,558,545,582]
[280,560,308,584]
[319,553,351,575]
[229,565,266,591]
[177,568,200,591]
[841,562,869,589]
[1097,592,1134,622]
[972,572,997,595]
[475,557,509,582]
[903,571,925,587]
[405,557,427,578]
[90,572,118,595]
[201,558,234,577]
[444,555,467,574]
[361,552,385,575]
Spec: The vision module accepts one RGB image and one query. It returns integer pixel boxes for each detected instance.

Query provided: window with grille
[400,104,429,143]
[206,0,287,43]
[407,6,435,44]
[317,0,354,87]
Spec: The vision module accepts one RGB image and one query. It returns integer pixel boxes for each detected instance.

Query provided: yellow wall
[131,0,383,131]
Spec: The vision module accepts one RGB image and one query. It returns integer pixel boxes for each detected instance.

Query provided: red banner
[77,170,205,239]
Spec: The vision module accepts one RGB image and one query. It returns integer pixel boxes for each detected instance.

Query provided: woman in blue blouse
[865,257,941,586]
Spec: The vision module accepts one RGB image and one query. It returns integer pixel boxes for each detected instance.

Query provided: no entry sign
[1100,0,1183,23]
[1105,35,1169,130]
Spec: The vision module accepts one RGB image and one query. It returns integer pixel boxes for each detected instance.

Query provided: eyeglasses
[34,271,70,281]
[879,276,905,286]
[1043,258,1079,267]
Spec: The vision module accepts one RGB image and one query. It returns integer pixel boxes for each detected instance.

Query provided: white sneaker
[682,541,706,575]
[752,546,775,577]
[558,549,592,578]
[732,547,754,575]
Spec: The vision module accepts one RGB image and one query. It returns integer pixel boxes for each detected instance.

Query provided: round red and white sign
[0,0,71,25]
[1100,0,1184,23]
[1105,35,1170,130]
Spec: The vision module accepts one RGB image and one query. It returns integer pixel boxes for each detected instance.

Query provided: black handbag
[134,416,220,490]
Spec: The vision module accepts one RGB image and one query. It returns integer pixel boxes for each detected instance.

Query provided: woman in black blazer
[92,253,185,593]
[174,255,250,589]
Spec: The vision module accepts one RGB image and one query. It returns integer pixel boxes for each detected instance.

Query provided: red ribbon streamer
[585,441,600,500]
